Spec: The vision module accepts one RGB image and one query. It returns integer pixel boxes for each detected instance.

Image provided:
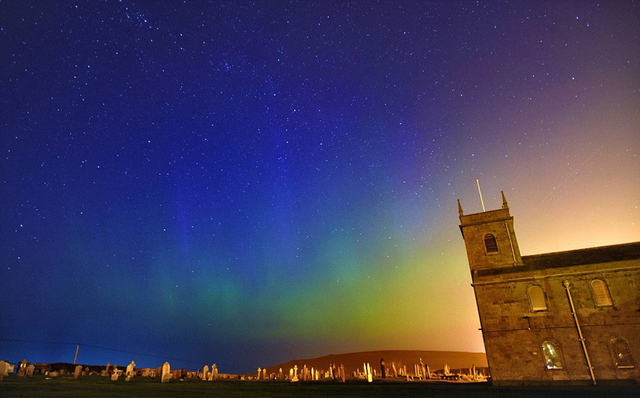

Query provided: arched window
[528,285,547,311]
[610,338,635,369]
[542,341,564,370]
[591,279,613,307]
[484,234,498,253]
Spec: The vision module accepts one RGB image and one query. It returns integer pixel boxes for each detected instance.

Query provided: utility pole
[74,344,80,365]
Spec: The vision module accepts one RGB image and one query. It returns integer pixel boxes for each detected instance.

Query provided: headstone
[380,358,386,378]
[392,362,397,378]
[257,367,262,380]
[161,362,171,383]
[74,365,82,379]
[202,365,210,381]
[111,366,119,381]
[262,368,267,380]
[212,364,218,380]
[426,365,431,379]
[26,364,35,377]
[0,361,6,382]
[291,365,299,382]
[366,363,372,383]
[340,364,345,382]
[278,367,283,380]
[126,361,136,379]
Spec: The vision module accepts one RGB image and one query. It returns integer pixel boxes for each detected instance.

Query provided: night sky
[1,1,639,374]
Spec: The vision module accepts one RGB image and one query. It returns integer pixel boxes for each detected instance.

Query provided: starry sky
[1,1,639,373]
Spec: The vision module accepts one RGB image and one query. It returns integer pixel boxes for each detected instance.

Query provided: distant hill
[256,350,488,377]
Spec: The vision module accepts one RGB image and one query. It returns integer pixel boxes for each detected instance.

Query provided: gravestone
[126,361,136,380]
[161,362,171,383]
[202,365,210,381]
[392,362,397,378]
[380,358,386,378]
[74,365,82,379]
[0,361,6,382]
[111,366,119,381]
[212,364,218,380]
[262,368,267,380]
[291,365,299,382]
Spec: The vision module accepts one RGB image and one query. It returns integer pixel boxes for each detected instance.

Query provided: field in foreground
[1,376,638,398]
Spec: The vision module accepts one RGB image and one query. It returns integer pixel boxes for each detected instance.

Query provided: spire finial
[501,191,508,209]
[457,199,464,217]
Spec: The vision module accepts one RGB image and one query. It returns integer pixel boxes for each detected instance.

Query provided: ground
[0,375,638,398]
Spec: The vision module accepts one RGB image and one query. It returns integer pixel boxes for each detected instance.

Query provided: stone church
[458,192,639,385]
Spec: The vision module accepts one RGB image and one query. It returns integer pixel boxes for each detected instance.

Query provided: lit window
[528,285,547,311]
[610,338,635,369]
[484,234,498,253]
[542,341,564,370]
[591,279,613,307]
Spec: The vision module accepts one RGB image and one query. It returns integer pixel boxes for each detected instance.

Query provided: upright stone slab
[26,364,35,377]
[212,364,218,380]
[74,365,82,379]
[0,361,6,382]
[161,362,171,383]
[202,365,210,381]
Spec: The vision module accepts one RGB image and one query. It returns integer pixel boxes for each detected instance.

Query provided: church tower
[458,191,522,275]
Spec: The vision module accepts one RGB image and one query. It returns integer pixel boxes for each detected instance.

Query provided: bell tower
[458,191,522,274]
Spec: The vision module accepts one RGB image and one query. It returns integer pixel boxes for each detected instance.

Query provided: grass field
[0,375,638,398]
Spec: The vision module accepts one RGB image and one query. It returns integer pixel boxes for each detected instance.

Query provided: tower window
[541,341,564,370]
[528,285,547,312]
[484,234,498,253]
[590,279,613,307]
[610,338,635,369]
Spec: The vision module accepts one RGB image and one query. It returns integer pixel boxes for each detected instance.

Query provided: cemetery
[2,356,638,397]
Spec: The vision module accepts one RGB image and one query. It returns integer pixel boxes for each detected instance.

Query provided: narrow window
[484,234,498,253]
[591,279,613,307]
[528,285,547,311]
[542,341,564,370]
[610,338,635,369]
